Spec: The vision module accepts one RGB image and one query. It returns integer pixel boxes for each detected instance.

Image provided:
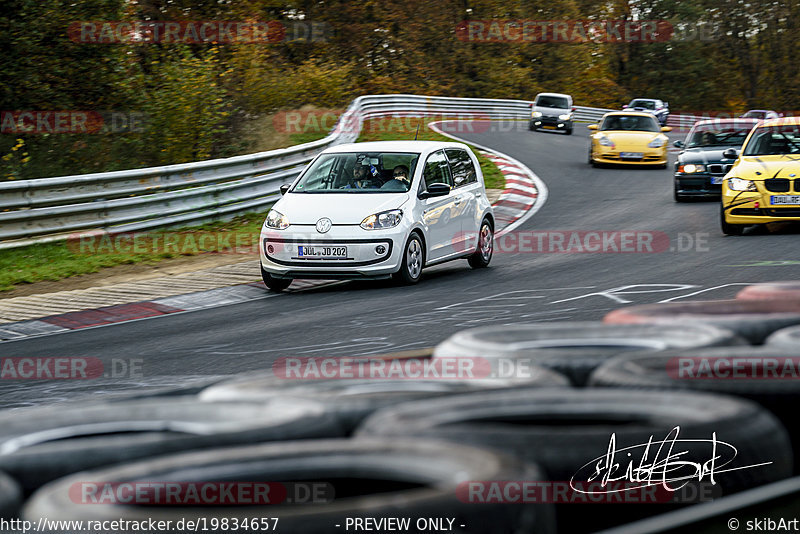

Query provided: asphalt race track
[3,123,800,408]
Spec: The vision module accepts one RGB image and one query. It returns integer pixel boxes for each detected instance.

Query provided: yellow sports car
[721,117,800,235]
[588,112,671,168]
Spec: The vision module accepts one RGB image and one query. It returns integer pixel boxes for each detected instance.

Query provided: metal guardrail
[573,106,614,122]
[0,95,701,249]
[0,94,534,249]
[573,106,698,129]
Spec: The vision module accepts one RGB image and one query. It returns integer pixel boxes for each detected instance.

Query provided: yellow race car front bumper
[722,191,800,224]
[591,146,667,165]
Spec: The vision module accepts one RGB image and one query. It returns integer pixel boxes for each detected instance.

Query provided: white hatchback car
[259,141,495,291]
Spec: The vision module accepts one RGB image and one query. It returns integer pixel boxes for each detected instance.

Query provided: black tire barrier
[356,388,791,492]
[432,322,745,386]
[23,439,556,534]
[199,364,570,432]
[765,325,800,348]
[0,470,21,519]
[356,388,791,532]
[588,346,800,471]
[737,282,800,301]
[0,397,344,495]
[593,476,800,534]
[604,299,800,344]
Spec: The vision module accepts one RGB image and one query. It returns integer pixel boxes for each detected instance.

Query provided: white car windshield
[292,152,420,193]
[536,96,569,108]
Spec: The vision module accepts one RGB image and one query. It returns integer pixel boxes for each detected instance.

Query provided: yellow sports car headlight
[648,138,666,148]
[597,135,615,147]
[728,177,757,192]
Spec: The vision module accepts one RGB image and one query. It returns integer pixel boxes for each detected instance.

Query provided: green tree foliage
[2,0,799,180]
[135,47,230,165]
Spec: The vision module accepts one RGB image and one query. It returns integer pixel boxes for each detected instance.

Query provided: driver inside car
[343,162,381,189]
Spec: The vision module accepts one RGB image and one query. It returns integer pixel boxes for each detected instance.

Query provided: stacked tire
[199,362,569,432]
[24,439,556,533]
[432,322,745,385]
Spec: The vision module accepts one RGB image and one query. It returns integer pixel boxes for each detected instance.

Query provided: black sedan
[672,118,759,201]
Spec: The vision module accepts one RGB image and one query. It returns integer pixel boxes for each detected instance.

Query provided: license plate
[298,245,348,258]
[771,195,800,205]
[711,176,724,185]
[620,152,643,159]
[542,125,556,130]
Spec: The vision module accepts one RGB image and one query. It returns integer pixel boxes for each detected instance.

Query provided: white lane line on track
[428,120,548,235]
[658,283,754,303]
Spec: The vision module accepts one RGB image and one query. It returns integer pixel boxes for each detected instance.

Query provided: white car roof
[324,140,470,154]
[536,92,571,99]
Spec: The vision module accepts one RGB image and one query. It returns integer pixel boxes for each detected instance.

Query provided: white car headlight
[531,111,542,118]
[558,113,572,121]
[728,177,758,192]
[598,135,615,147]
[361,209,403,230]
[265,209,289,230]
[679,164,705,173]
[648,138,666,148]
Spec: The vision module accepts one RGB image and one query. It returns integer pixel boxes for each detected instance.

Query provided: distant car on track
[588,112,672,168]
[529,92,574,134]
[260,141,495,291]
[673,118,759,202]
[721,117,800,235]
[740,110,781,120]
[623,98,670,126]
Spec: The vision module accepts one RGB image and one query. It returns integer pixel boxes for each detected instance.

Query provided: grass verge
[0,213,264,292]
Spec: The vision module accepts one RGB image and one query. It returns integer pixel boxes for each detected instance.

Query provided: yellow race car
[588,112,671,168]
[721,117,800,235]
